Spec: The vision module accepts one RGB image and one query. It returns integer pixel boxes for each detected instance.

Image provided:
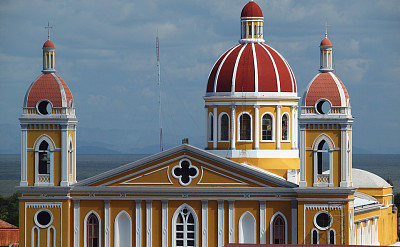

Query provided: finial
[45,21,53,40]
[324,20,330,39]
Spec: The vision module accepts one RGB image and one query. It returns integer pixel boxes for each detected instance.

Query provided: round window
[34,209,53,228]
[316,99,331,114]
[314,211,332,230]
[37,100,53,115]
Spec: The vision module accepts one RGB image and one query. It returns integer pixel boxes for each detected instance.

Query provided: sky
[0,0,399,154]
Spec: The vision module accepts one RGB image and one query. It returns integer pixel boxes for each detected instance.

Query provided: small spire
[45,21,53,40]
[324,20,330,39]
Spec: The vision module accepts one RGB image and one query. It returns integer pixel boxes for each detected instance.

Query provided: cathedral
[18,1,397,246]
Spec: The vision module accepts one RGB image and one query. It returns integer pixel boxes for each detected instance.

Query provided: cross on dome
[45,21,53,40]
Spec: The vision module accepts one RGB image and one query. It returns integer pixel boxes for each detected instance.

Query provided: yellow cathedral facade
[18,1,397,246]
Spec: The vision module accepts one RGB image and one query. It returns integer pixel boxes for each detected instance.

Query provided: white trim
[328,228,336,244]
[60,125,68,186]
[231,105,236,149]
[254,105,260,149]
[268,45,297,93]
[47,226,56,247]
[260,201,266,244]
[231,44,247,92]
[172,203,199,247]
[260,112,275,142]
[252,43,259,93]
[237,112,252,141]
[135,200,142,247]
[34,209,53,228]
[311,228,319,244]
[162,200,168,247]
[329,72,346,107]
[313,211,333,231]
[202,201,208,247]
[20,128,28,186]
[114,211,132,247]
[34,135,55,186]
[214,45,240,93]
[260,44,280,92]
[197,166,248,185]
[228,201,235,243]
[73,200,80,247]
[51,73,67,107]
[84,210,102,247]
[239,211,256,243]
[31,226,40,247]
[281,112,290,142]
[218,112,230,142]
[302,73,320,106]
[121,166,173,185]
[104,200,110,247]
[299,129,306,187]
[276,105,281,149]
[146,201,152,247]
[269,211,288,244]
[217,201,224,247]
[171,159,199,186]
[204,92,299,100]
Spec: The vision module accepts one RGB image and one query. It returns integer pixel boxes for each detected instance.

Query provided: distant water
[0,154,399,196]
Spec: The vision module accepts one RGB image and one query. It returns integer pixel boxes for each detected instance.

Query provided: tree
[0,193,19,226]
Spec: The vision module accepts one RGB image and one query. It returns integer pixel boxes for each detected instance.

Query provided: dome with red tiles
[303,72,349,107]
[206,43,297,96]
[241,1,263,18]
[23,73,73,108]
[320,38,332,47]
[43,39,55,49]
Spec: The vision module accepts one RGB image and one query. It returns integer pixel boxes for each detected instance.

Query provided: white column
[313,150,318,186]
[260,201,266,244]
[136,200,142,247]
[34,150,39,186]
[291,106,297,149]
[231,105,236,149]
[291,200,297,244]
[340,127,349,187]
[329,150,334,187]
[202,200,208,247]
[218,200,224,247]
[162,201,168,247]
[104,200,111,247]
[299,127,307,187]
[73,200,80,247]
[20,126,28,186]
[60,125,69,186]
[213,105,218,149]
[228,201,234,243]
[276,105,282,149]
[254,105,260,150]
[205,106,209,148]
[146,201,152,247]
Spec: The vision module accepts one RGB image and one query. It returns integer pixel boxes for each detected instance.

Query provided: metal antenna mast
[156,32,163,152]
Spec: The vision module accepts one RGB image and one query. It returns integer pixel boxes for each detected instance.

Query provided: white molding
[172,203,199,247]
[207,149,299,158]
[254,105,260,149]
[217,201,224,247]
[73,200,80,247]
[228,201,235,243]
[34,209,53,228]
[197,166,248,185]
[84,210,101,247]
[239,211,256,243]
[231,105,236,149]
[202,200,208,247]
[329,72,346,107]
[114,210,132,247]
[313,211,333,231]
[269,211,288,244]
[34,135,55,186]
[135,200,142,247]
[171,159,199,186]
[60,126,68,186]
[259,44,281,92]
[51,73,67,107]
[47,226,56,247]
[252,43,259,93]
[329,228,336,244]
[231,44,247,92]
[31,226,40,247]
[311,228,319,244]
[104,200,110,247]
[121,166,172,185]
[20,128,28,186]
[213,45,241,93]
[162,201,168,247]
[146,201,152,247]
[299,129,307,187]
[276,105,281,149]
[213,106,218,149]
[260,201,266,244]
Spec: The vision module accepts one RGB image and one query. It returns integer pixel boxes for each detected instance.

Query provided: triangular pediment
[75,145,296,189]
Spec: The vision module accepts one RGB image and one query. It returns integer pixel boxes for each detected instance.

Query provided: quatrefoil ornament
[172,159,199,186]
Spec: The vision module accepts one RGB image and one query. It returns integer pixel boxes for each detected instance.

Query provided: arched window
[282,114,289,141]
[87,213,100,247]
[209,113,213,141]
[47,226,56,247]
[173,204,198,247]
[311,229,319,244]
[114,211,132,247]
[270,213,287,244]
[248,24,252,35]
[31,226,39,247]
[39,140,50,175]
[238,212,256,243]
[317,140,329,175]
[328,229,335,244]
[219,113,230,141]
[261,113,273,141]
[239,113,251,141]
[254,25,257,36]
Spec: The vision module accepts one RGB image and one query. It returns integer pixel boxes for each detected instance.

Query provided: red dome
[320,38,332,47]
[241,1,263,18]
[206,43,296,95]
[43,40,55,49]
[24,73,73,108]
[304,72,349,107]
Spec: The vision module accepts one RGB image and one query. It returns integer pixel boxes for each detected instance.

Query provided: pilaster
[254,105,260,150]
[60,125,68,186]
[213,105,218,149]
[231,105,236,149]
[104,200,110,247]
[276,105,282,149]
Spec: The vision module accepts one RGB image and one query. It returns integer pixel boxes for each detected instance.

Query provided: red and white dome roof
[206,43,297,96]
[241,1,263,18]
[303,72,349,107]
[24,73,73,108]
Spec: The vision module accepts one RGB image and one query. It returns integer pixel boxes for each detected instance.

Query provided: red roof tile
[43,40,55,49]
[320,38,332,47]
[0,219,17,229]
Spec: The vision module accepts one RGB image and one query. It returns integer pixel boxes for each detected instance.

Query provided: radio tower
[156,32,163,152]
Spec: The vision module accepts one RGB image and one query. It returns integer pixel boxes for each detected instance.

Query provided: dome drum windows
[238,113,252,141]
[261,113,274,141]
[281,113,290,142]
[219,113,230,141]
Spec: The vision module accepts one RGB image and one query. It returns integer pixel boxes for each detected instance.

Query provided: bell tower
[20,30,77,187]
[299,33,353,187]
